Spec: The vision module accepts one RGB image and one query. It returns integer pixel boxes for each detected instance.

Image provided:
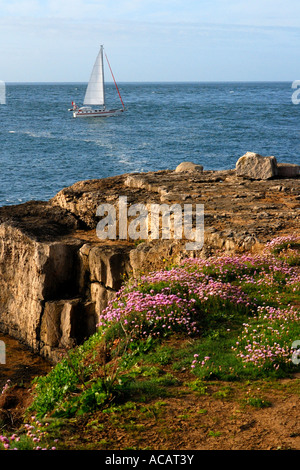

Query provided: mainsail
[83,45,105,106]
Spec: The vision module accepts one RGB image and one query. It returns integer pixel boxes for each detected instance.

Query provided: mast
[100,45,105,107]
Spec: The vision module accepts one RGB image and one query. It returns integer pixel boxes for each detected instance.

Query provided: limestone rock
[40,298,96,358]
[90,283,116,322]
[236,152,277,180]
[175,162,203,173]
[87,244,132,291]
[0,222,82,353]
[277,163,300,178]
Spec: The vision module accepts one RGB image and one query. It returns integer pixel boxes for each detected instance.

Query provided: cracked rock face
[0,162,299,361]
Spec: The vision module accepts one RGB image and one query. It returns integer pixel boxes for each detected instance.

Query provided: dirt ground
[56,375,300,451]
[0,333,53,430]
[0,332,299,451]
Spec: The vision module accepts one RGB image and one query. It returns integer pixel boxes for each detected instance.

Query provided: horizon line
[6,80,295,85]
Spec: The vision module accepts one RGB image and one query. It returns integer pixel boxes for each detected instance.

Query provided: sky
[0,0,300,82]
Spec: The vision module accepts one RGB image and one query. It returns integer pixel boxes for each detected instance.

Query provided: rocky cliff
[0,156,299,361]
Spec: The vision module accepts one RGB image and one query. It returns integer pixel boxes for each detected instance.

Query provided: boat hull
[73,108,124,118]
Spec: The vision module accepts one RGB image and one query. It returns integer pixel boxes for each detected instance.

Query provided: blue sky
[1,0,300,82]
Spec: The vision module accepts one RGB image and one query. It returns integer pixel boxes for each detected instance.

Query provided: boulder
[175,162,203,173]
[236,152,277,180]
[277,163,300,178]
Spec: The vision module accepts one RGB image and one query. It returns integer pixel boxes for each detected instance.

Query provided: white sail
[83,45,105,106]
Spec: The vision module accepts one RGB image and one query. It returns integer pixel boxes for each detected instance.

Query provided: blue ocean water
[0,81,299,206]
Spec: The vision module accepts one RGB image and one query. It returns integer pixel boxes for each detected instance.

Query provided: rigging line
[105,51,125,110]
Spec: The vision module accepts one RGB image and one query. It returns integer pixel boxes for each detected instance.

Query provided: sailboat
[70,45,125,118]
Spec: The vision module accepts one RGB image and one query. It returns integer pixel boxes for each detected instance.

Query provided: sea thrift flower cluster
[98,269,254,339]
[182,252,298,280]
[191,279,252,307]
[233,304,300,369]
[0,416,57,450]
[0,435,18,450]
[191,354,210,369]
[98,290,200,337]
[140,267,253,307]
[265,235,300,251]
[259,305,300,322]
[1,379,11,395]
[180,253,271,274]
[181,252,300,299]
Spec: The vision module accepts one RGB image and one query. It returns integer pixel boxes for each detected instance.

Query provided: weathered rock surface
[236,152,278,179]
[175,162,203,173]
[0,160,299,361]
[277,163,300,178]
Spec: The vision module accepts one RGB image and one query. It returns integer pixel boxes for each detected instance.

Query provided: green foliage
[244,397,272,408]
[187,379,208,395]
[30,350,90,417]
[54,378,111,417]
[120,337,157,369]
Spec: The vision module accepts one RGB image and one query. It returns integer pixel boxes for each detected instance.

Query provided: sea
[0,81,299,207]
